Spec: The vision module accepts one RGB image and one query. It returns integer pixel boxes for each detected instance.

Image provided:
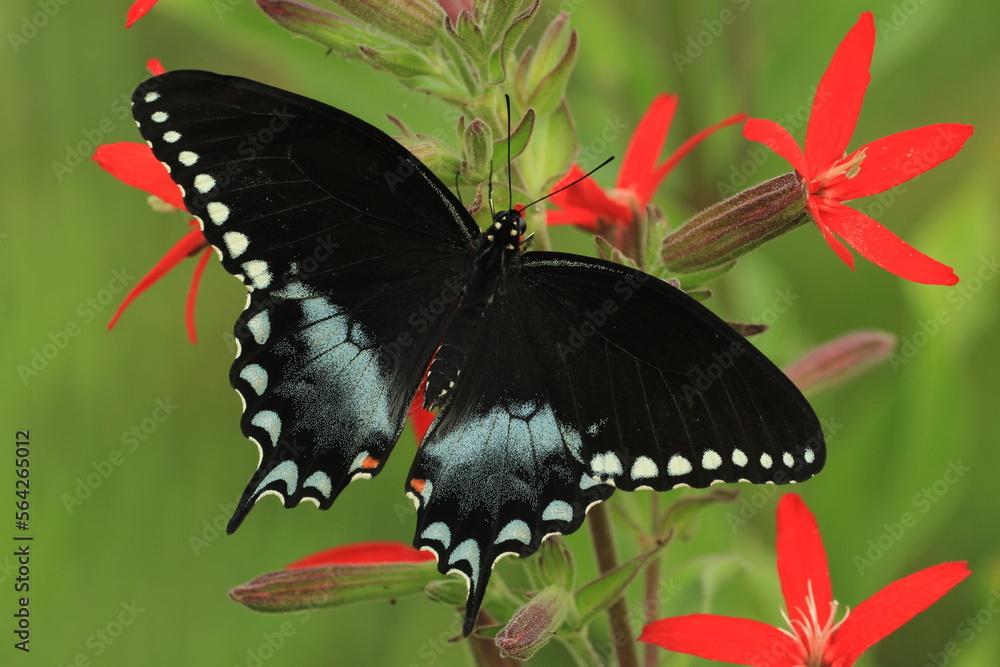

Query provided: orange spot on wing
[410,478,426,494]
[361,456,380,470]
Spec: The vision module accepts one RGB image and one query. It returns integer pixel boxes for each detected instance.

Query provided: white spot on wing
[151,111,169,123]
[246,310,270,344]
[542,500,573,523]
[782,452,795,467]
[421,522,452,549]
[303,471,332,499]
[702,450,723,470]
[591,452,623,477]
[163,130,181,143]
[252,460,298,497]
[144,91,160,103]
[760,453,773,469]
[495,519,531,545]
[194,173,216,194]
[667,455,692,476]
[732,449,749,467]
[251,410,282,445]
[178,150,198,166]
[207,201,230,224]
[242,260,272,289]
[448,539,481,592]
[631,456,658,479]
[804,448,815,464]
[239,364,268,395]
[224,231,249,259]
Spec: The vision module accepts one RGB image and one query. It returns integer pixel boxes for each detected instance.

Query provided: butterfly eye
[515,213,527,236]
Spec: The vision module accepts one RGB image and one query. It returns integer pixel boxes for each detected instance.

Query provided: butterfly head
[486,208,527,253]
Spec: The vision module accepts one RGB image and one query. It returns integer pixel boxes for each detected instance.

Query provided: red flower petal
[107,227,208,333]
[776,494,833,628]
[126,0,160,28]
[645,113,746,204]
[546,165,631,228]
[545,207,600,230]
[812,198,958,285]
[827,562,971,665]
[822,124,975,201]
[807,197,856,269]
[743,119,810,179]
[285,541,435,569]
[639,615,799,667]
[616,94,677,202]
[805,12,875,175]
[147,58,166,76]
[93,142,185,210]
[184,247,213,344]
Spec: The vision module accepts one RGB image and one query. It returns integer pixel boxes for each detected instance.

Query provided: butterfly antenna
[520,157,615,212]
[505,95,513,212]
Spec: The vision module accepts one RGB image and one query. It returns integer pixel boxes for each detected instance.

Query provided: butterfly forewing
[131,71,479,529]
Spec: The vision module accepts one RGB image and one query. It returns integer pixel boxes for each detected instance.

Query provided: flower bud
[229,560,442,613]
[325,0,445,46]
[462,118,493,182]
[527,536,575,591]
[425,577,469,607]
[784,330,897,394]
[494,586,571,660]
[521,13,577,115]
[256,0,374,56]
[661,172,810,276]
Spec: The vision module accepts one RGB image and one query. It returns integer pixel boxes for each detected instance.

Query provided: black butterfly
[130,71,824,636]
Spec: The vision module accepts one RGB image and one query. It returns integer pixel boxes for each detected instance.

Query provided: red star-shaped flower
[744,12,973,286]
[546,94,744,253]
[126,0,160,27]
[93,60,211,343]
[639,493,970,666]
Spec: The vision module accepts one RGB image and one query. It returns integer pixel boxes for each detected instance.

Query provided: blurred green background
[2,0,998,665]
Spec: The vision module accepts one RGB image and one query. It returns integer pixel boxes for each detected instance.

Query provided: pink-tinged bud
[230,559,442,612]
[256,0,374,56]
[495,586,571,660]
[661,172,810,276]
[784,330,897,394]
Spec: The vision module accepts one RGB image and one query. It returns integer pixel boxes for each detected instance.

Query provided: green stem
[468,610,517,667]
[560,631,605,667]
[588,503,639,667]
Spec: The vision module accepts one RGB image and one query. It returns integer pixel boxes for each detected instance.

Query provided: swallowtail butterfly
[130,71,825,635]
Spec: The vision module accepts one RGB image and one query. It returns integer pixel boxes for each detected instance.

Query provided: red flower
[744,12,973,286]
[639,493,970,666]
[286,541,435,569]
[126,0,160,27]
[94,60,211,344]
[546,95,744,241]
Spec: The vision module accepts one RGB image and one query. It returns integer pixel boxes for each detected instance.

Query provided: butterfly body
[130,71,825,636]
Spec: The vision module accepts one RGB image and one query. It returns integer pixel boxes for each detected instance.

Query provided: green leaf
[573,550,652,629]
[525,29,578,116]
[496,108,535,162]
[358,45,438,79]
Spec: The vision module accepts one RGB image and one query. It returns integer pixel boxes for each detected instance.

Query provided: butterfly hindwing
[131,71,479,529]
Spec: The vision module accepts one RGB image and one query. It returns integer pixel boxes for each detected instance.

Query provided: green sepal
[573,550,653,629]
[497,108,535,163]
[518,100,577,197]
[525,536,575,591]
[358,45,438,79]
